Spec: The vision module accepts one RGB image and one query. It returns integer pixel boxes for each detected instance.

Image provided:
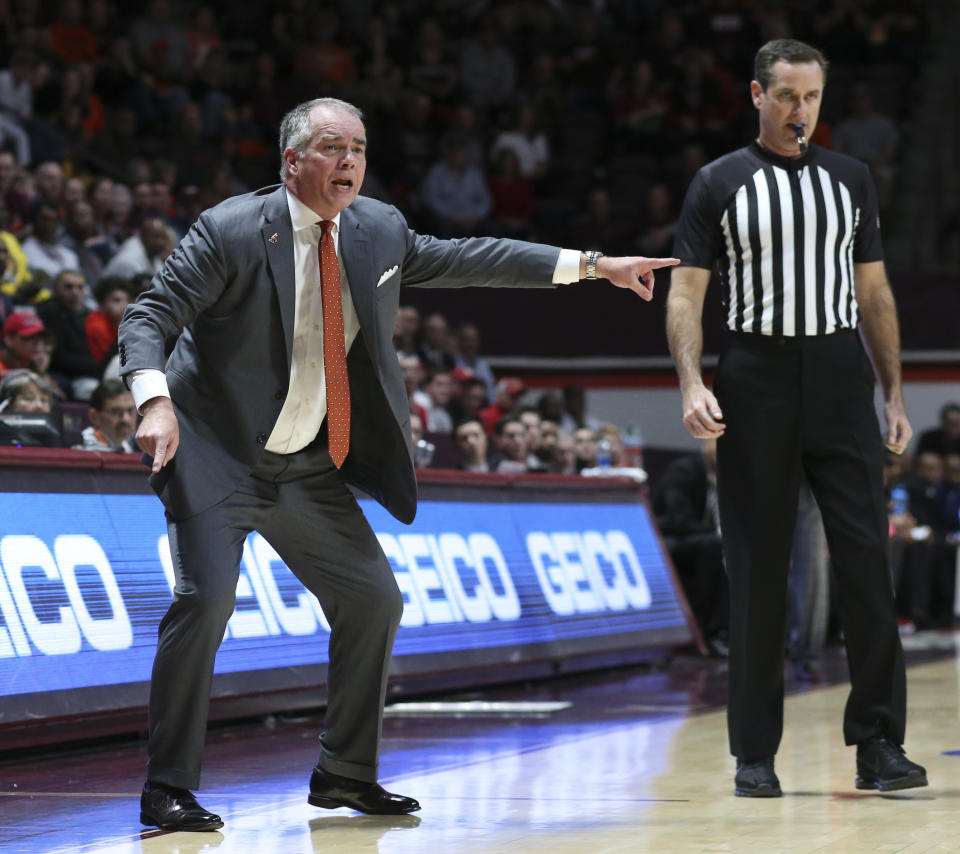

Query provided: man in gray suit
[121,97,679,832]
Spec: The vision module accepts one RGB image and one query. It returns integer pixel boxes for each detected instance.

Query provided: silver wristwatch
[585,250,603,279]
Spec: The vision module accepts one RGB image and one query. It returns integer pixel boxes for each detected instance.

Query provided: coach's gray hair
[278,98,365,180]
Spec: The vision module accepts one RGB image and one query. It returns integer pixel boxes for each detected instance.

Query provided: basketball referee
[666,39,927,797]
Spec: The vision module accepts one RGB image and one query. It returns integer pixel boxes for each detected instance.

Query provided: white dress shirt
[264,191,360,453]
[129,190,584,454]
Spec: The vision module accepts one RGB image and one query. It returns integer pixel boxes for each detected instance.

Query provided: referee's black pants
[714,329,906,761]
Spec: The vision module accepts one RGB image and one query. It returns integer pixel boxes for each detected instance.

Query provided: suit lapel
[339,206,378,365]
[261,186,295,368]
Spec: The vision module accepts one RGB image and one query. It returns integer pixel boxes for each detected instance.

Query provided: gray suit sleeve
[396,207,561,289]
[119,211,229,373]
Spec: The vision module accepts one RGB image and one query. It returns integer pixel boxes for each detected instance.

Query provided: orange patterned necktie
[319,220,350,467]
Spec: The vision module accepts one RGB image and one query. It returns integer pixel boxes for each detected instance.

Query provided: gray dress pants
[146,439,403,789]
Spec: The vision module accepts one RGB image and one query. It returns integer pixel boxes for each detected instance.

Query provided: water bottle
[414,438,435,468]
[890,483,908,516]
[595,436,612,470]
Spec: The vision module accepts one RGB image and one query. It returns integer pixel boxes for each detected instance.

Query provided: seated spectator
[478,377,525,435]
[36,269,100,399]
[407,38,459,111]
[489,104,550,180]
[916,402,960,457]
[394,304,421,358]
[87,176,117,241]
[21,204,80,280]
[449,373,488,424]
[652,438,728,654]
[895,451,946,629]
[608,59,668,156]
[568,188,631,256]
[101,217,173,278]
[572,427,598,472]
[32,162,65,210]
[384,90,437,201]
[453,322,495,400]
[561,383,602,432]
[418,133,492,239]
[438,104,485,169]
[833,84,898,207]
[0,311,46,374]
[399,353,428,424]
[537,389,565,425]
[493,415,529,474]
[0,48,36,121]
[49,0,99,65]
[1,209,36,303]
[85,276,133,364]
[487,148,535,240]
[72,378,138,452]
[30,323,68,400]
[0,369,61,446]
[929,452,960,627]
[633,183,677,258]
[410,410,425,447]
[418,312,455,372]
[551,429,577,474]
[454,417,496,473]
[458,19,516,110]
[536,418,559,469]
[0,369,55,413]
[420,368,454,433]
[516,405,549,472]
[0,151,32,234]
[62,199,109,291]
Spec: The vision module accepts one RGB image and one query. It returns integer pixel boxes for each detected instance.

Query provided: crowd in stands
[0,1,927,386]
[885,404,960,632]
[394,302,627,476]
[0,2,952,645]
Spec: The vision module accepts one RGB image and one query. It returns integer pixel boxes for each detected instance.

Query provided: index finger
[152,439,167,473]
[646,258,682,269]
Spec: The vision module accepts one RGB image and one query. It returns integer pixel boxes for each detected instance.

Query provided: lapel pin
[269,233,279,244]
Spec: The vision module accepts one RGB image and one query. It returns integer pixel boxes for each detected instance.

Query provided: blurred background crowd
[0,0,957,644]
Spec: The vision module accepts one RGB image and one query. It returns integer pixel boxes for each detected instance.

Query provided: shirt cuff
[128,369,170,412]
[553,248,582,284]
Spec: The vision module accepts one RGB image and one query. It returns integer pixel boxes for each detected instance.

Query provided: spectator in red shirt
[49,0,99,63]
[488,148,535,240]
[85,276,134,364]
[478,377,525,435]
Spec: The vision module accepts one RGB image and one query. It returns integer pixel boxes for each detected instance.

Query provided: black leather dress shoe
[855,736,928,791]
[140,782,224,831]
[308,767,420,815]
[734,757,782,797]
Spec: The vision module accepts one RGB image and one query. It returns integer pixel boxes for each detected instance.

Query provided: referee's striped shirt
[672,142,883,337]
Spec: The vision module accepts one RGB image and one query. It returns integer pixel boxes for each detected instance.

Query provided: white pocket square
[377,266,398,287]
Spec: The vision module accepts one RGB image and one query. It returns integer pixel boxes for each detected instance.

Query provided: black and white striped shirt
[673,142,883,337]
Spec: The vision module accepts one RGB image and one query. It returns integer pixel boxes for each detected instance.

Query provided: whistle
[790,123,807,153]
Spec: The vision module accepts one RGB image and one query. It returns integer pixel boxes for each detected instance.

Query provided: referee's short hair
[754,39,829,90]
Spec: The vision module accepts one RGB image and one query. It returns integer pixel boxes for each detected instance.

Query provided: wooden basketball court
[1,634,957,853]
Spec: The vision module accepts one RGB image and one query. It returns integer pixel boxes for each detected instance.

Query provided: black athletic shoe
[734,757,782,797]
[855,737,928,791]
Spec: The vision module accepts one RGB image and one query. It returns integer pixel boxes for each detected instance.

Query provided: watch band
[585,250,603,279]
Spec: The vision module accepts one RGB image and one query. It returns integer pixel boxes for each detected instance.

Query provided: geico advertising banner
[0,492,688,701]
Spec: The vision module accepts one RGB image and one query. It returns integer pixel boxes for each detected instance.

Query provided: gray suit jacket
[119,185,561,523]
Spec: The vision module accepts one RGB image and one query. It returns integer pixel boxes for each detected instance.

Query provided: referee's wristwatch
[584,250,603,280]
